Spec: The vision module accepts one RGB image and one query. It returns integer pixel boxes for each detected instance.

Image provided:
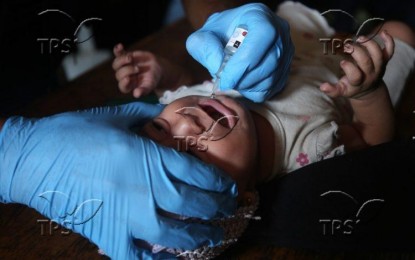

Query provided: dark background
[0,0,170,116]
[1,0,414,117]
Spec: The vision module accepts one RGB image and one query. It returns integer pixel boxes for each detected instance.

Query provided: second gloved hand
[0,102,237,259]
[186,3,294,103]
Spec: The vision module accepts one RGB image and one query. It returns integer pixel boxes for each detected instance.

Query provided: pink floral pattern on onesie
[296,152,309,166]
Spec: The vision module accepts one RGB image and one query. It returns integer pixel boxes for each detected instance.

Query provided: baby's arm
[320,31,395,150]
[112,44,193,98]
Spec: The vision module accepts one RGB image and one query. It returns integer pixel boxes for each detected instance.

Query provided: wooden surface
[1,18,414,259]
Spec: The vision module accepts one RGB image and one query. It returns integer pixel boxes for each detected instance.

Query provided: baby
[113,18,414,192]
[112,2,415,257]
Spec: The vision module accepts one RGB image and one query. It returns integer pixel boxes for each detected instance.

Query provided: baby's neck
[249,110,275,184]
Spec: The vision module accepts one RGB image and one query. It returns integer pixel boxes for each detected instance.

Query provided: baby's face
[142,95,257,191]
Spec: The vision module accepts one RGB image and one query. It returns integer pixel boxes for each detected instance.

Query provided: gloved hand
[186,3,294,103]
[0,102,237,259]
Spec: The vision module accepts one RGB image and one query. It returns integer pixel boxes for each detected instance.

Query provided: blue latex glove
[186,3,294,103]
[0,102,237,259]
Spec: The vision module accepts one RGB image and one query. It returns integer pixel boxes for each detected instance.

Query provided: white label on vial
[226,27,248,50]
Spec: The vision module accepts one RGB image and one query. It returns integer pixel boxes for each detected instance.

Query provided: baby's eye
[143,118,170,143]
[151,120,170,137]
[152,121,164,132]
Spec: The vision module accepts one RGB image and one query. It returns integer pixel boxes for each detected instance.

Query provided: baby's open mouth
[198,98,238,129]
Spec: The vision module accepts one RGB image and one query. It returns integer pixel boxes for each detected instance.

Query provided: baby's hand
[320,31,394,99]
[112,43,162,98]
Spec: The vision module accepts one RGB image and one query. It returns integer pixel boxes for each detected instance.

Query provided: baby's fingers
[119,74,155,98]
[340,59,364,86]
[112,54,133,71]
[130,50,155,62]
[348,43,374,78]
[115,65,139,82]
[112,51,154,71]
[113,43,125,57]
[381,30,395,61]
[320,82,344,98]
[132,86,152,98]
[358,36,383,75]
[118,77,134,93]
